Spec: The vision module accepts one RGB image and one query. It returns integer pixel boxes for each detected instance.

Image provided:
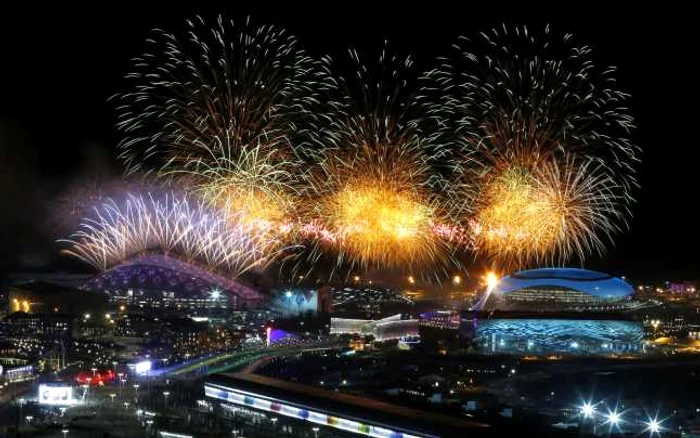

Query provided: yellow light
[119,305,126,312]
[353,276,360,282]
[452,275,462,285]
[328,184,435,268]
[408,275,415,285]
[22,300,30,313]
[485,271,499,290]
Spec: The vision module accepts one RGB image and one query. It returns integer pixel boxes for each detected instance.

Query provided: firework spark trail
[422,25,638,267]
[299,46,459,280]
[470,156,625,268]
[113,15,328,233]
[59,192,278,276]
[96,19,640,277]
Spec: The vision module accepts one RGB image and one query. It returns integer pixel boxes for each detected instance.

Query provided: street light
[163,391,170,407]
[580,402,595,418]
[62,429,69,438]
[109,393,116,403]
[312,426,320,438]
[646,418,662,435]
[606,410,621,426]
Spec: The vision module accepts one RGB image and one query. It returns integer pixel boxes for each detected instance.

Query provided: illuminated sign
[204,383,432,438]
[38,385,77,406]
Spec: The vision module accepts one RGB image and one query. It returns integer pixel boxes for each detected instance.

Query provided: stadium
[471,268,644,356]
[480,268,635,312]
[78,254,264,310]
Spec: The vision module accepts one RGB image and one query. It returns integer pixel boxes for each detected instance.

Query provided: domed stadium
[472,268,644,356]
[482,268,634,312]
[79,254,264,310]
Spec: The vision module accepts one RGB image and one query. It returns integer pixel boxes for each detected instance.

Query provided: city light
[210,289,222,300]
[580,402,595,418]
[606,410,621,425]
[132,360,152,375]
[646,418,662,434]
[485,271,499,290]
[452,275,462,285]
[408,275,415,285]
[285,290,293,298]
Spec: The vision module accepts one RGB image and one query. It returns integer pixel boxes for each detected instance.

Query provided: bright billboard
[38,384,77,406]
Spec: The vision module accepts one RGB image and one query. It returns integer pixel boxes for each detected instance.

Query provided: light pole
[62,428,69,438]
[312,426,320,438]
[83,381,91,408]
[119,375,126,397]
[133,384,140,404]
[163,391,170,408]
[109,393,116,404]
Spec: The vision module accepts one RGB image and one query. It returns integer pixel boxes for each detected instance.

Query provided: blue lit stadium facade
[472,268,643,356]
[482,268,634,312]
[473,319,644,355]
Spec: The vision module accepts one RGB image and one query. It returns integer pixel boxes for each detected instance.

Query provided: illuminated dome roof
[80,254,263,301]
[493,268,633,300]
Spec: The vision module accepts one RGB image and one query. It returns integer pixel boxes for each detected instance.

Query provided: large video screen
[269,289,318,316]
[38,384,77,406]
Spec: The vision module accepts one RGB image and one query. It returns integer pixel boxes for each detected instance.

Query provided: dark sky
[0,4,697,281]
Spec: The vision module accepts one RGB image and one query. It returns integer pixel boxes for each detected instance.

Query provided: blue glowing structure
[473,319,644,355]
[494,268,633,299]
[480,268,635,312]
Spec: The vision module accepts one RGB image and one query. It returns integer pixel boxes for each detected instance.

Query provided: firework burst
[471,156,624,268]
[59,192,277,276]
[114,15,325,230]
[302,47,458,280]
[423,25,638,266]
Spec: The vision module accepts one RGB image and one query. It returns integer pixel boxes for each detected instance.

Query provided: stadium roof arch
[79,254,263,302]
[492,267,633,300]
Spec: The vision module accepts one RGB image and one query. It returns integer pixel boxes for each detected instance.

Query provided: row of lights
[580,402,662,435]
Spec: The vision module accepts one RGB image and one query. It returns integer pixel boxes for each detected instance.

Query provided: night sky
[1,5,697,281]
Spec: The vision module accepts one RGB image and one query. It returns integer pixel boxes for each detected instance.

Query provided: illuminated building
[330,314,419,342]
[481,268,635,312]
[7,281,106,316]
[3,312,71,342]
[471,268,644,356]
[473,319,644,355]
[668,282,696,294]
[331,286,415,318]
[419,311,460,330]
[79,255,262,310]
